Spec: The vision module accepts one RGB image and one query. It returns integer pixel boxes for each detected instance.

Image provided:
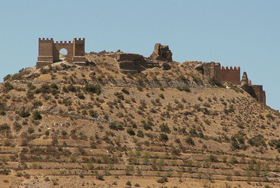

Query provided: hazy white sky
[0,0,279,110]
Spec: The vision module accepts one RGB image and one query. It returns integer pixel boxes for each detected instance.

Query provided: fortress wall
[252,85,266,105]
[37,38,53,62]
[202,62,221,83]
[220,66,240,85]
[73,38,85,57]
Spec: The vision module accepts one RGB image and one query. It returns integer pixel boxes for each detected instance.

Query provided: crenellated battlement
[220,65,240,85]
[39,38,53,42]
[55,41,73,45]
[74,38,85,44]
[36,38,85,68]
[221,66,240,71]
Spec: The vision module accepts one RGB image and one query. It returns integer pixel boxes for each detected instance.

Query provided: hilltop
[0,47,280,188]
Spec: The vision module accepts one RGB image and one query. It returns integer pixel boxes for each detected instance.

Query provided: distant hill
[0,51,279,188]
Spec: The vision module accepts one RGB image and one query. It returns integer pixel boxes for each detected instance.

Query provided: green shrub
[127,128,135,136]
[176,85,190,92]
[76,92,85,99]
[126,181,132,186]
[229,156,239,164]
[248,134,266,147]
[18,111,30,118]
[137,130,144,138]
[159,123,171,133]
[40,83,51,93]
[208,155,218,162]
[67,84,77,92]
[159,133,169,142]
[121,88,130,95]
[114,92,124,100]
[89,110,98,118]
[13,122,22,132]
[0,123,11,133]
[84,84,101,94]
[157,177,168,183]
[0,110,6,116]
[51,83,58,89]
[109,122,124,131]
[33,111,42,120]
[3,82,14,92]
[186,137,195,145]
[136,85,143,91]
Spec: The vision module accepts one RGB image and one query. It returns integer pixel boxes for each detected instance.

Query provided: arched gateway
[36,38,85,68]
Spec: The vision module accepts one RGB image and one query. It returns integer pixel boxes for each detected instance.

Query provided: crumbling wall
[116,53,160,73]
[150,43,172,61]
[252,85,266,105]
[241,72,266,105]
[202,62,221,83]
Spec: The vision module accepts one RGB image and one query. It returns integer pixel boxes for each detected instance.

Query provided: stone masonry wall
[37,38,54,62]
[252,85,266,105]
[220,66,240,85]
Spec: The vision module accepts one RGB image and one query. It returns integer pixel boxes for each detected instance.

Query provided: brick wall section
[220,66,240,85]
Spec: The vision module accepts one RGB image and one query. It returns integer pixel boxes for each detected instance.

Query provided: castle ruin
[150,43,173,62]
[116,43,172,73]
[36,38,85,68]
[195,62,265,104]
[241,72,266,104]
[195,62,240,85]
[35,38,266,105]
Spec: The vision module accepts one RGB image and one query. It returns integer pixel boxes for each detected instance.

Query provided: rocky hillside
[0,52,279,188]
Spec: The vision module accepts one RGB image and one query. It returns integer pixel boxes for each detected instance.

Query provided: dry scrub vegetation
[0,52,279,188]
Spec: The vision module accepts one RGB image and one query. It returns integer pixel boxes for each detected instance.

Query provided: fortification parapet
[220,66,240,85]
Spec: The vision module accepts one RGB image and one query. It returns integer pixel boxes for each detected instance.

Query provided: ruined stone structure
[241,72,266,104]
[117,43,172,73]
[241,72,249,86]
[116,53,160,73]
[196,64,266,104]
[36,38,85,68]
[150,43,172,62]
[200,62,221,83]
[195,62,240,84]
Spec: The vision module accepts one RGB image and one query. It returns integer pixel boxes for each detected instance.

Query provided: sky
[0,0,279,111]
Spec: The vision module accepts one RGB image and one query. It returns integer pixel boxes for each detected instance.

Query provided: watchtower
[36,38,85,68]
